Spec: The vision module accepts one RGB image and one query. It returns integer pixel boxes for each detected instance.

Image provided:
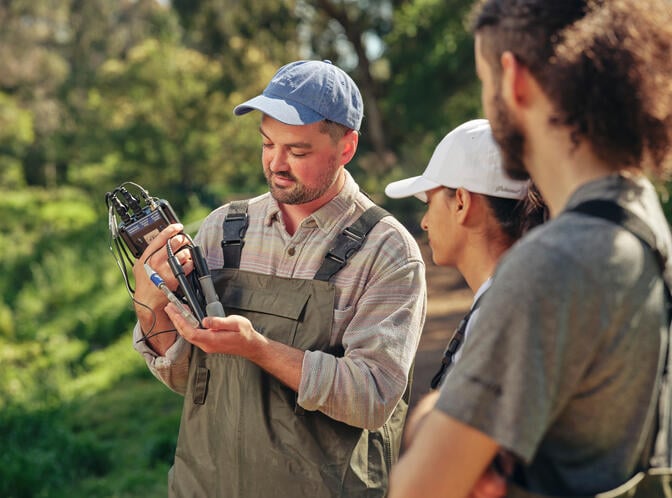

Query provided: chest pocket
[212,269,335,351]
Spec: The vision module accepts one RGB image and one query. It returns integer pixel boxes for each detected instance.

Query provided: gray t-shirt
[436,173,672,495]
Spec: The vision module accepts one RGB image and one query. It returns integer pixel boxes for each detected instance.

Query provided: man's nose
[268,148,289,172]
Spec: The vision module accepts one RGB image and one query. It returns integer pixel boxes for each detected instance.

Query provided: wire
[132,296,158,338]
[108,232,135,296]
[105,182,193,346]
[131,293,179,344]
[165,236,205,323]
[135,327,178,344]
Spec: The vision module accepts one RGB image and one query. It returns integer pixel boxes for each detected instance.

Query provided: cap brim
[384,176,441,203]
[233,94,323,126]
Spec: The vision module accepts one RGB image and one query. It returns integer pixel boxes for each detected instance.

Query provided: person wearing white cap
[130,59,426,497]
[386,118,545,426]
[386,118,541,296]
[386,117,546,498]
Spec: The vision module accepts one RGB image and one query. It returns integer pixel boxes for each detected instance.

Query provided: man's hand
[167,310,266,358]
[166,305,304,391]
[131,223,192,354]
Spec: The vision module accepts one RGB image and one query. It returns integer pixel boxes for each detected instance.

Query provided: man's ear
[340,130,359,165]
[500,51,533,110]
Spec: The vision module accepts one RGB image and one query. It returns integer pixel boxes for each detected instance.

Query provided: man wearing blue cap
[131,60,426,497]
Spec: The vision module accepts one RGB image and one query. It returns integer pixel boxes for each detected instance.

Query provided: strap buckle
[222,213,248,246]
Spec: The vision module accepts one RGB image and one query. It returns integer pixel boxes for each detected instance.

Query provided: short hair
[319,119,352,143]
[472,0,672,177]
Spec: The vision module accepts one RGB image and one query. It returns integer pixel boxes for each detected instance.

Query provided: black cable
[105,182,192,346]
[109,233,136,296]
[135,327,178,344]
[166,238,205,323]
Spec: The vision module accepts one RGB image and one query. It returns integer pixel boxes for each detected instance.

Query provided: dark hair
[319,119,351,143]
[484,183,548,240]
[446,185,548,241]
[472,0,672,177]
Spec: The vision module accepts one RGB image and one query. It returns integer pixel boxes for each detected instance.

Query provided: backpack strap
[430,290,488,390]
[570,200,666,272]
[568,199,672,468]
[314,205,390,282]
[221,200,249,269]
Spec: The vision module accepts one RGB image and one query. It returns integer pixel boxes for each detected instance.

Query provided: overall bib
[169,201,409,498]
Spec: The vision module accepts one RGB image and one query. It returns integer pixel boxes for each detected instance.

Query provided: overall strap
[569,199,672,468]
[221,200,249,269]
[314,205,390,282]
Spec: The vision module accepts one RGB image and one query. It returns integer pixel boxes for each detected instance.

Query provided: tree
[379,0,481,190]
[80,37,267,211]
[296,0,398,174]
[171,0,301,92]
[0,0,179,188]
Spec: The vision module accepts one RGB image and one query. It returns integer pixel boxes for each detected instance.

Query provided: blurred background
[1,1,669,496]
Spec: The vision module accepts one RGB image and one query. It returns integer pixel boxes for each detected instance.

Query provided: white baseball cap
[385,119,528,202]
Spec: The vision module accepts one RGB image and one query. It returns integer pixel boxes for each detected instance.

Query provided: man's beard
[491,91,530,181]
[265,156,341,205]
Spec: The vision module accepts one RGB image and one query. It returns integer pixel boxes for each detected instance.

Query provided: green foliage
[0,186,137,407]
[384,0,481,142]
[71,36,269,213]
[0,377,182,498]
[0,405,111,498]
[0,183,183,497]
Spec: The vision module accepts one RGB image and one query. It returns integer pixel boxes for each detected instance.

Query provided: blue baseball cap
[233,60,364,131]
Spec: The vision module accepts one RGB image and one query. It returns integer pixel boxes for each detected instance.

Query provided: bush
[0,406,111,498]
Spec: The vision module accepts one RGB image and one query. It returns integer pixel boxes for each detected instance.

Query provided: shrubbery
[0,186,182,496]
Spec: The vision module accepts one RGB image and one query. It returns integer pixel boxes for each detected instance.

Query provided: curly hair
[472,0,672,177]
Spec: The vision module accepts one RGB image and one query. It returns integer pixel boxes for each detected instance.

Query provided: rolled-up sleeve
[133,322,192,395]
[299,257,426,429]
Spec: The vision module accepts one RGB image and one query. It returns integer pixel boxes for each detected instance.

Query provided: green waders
[168,201,409,498]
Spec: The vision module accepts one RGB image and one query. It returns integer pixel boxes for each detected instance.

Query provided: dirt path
[409,239,472,407]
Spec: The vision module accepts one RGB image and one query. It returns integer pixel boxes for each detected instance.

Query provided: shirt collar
[473,277,493,308]
[310,170,359,233]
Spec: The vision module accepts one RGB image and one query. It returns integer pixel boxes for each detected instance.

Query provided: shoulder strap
[568,199,672,468]
[430,290,488,390]
[221,200,249,269]
[314,205,390,282]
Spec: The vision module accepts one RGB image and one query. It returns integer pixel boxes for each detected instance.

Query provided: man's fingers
[141,223,184,262]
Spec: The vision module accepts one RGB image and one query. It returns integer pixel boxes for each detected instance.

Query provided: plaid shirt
[134,171,426,429]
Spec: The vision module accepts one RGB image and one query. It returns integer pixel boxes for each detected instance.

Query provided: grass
[1,371,183,498]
